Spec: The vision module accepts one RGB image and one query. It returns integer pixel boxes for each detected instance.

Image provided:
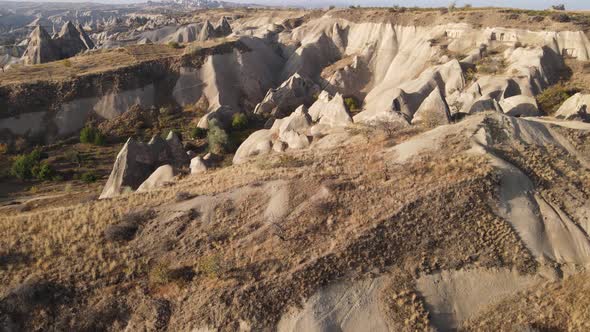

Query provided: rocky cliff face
[4,15,590,144]
[0,40,259,143]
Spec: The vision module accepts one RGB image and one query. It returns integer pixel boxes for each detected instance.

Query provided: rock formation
[136,164,176,192]
[234,105,314,164]
[215,17,232,36]
[190,156,208,174]
[556,93,590,121]
[21,26,60,65]
[21,21,95,65]
[307,91,353,133]
[499,95,541,117]
[100,131,189,199]
[411,88,452,125]
[254,73,321,118]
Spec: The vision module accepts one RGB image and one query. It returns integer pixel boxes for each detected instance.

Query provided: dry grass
[0,113,588,330]
[464,271,590,331]
[0,42,214,86]
[329,7,590,32]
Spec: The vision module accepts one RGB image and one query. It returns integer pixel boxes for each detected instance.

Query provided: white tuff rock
[555,93,590,121]
[136,165,176,192]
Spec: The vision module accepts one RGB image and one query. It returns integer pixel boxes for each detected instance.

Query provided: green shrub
[11,149,55,181]
[167,41,181,49]
[190,126,207,139]
[231,113,249,130]
[207,120,229,154]
[343,97,360,112]
[80,126,106,146]
[93,133,106,146]
[80,127,94,144]
[32,162,54,181]
[81,171,98,183]
[11,149,42,180]
[536,84,580,115]
[551,13,570,22]
[197,254,222,278]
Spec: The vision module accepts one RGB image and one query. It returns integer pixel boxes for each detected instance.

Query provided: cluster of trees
[190,113,250,155]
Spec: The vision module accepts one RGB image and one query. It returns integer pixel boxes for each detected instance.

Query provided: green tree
[231,113,249,130]
[32,162,53,181]
[11,149,55,181]
[207,119,229,154]
[11,149,42,180]
[80,126,106,146]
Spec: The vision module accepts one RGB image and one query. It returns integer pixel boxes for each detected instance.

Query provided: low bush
[231,113,249,130]
[104,221,138,242]
[207,120,229,154]
[536,83,580,115]
[197,254,222,278]
[11,149,50,180]
[190,126,207,139]
[167,41,182,49]
[80,171,98,183]
[344,96,360,112]
[149,263,195,286]
[1,278,71,324]
[65,150,83,167]
[476,57,507,75]
[31,162,54,181]
[80,126,106,146]
[104,210,155,243]
[551,13,570,22]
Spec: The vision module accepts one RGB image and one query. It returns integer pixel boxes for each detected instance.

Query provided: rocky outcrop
[21,26,60,65]
[21,21,95,64]
[321,55,370,100]
[190,156,208,174]
[499,95,541,117]
[1,39,270,142]
[355,59,464,125]
[235,95,356,164]
[55,21,94,59]
[308,91,352,129]
[198,20,216,41]
[234,105,312,164]
[136,165,176,192]
[216,17,232,36]
[556,93,590,121]
[100,131,189,199]
[77,24,95,50]
[254,73,320,118]
[411,88,452,125]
